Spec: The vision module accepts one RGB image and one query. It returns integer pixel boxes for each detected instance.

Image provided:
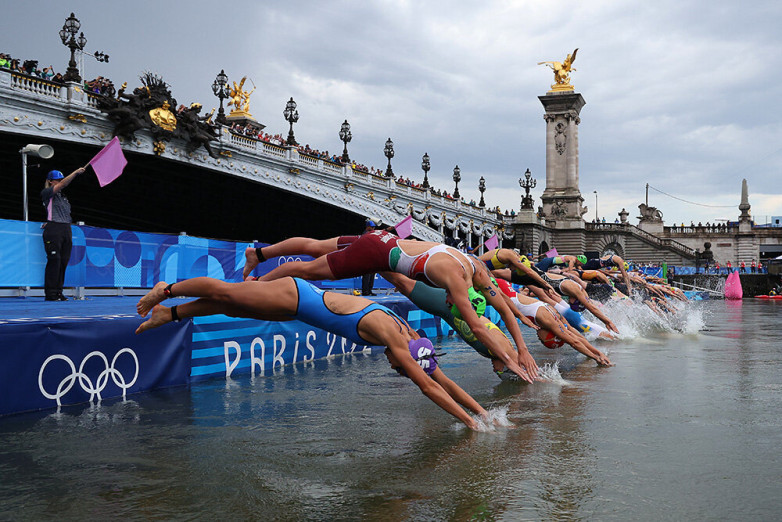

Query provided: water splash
[536,361,570,385]
[586,295,706,340]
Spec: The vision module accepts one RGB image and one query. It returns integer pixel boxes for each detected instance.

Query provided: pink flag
[89,137,127,187]
[545,248,559,258]
[484,234,499,251]
[394,215,413,239]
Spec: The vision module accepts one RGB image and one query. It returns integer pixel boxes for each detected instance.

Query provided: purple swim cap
[396,338,438,377]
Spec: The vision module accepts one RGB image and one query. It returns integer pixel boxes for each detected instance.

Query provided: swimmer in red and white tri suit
[246,231,540,382]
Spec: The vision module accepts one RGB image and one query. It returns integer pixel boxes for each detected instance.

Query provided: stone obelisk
[537,49,587,231]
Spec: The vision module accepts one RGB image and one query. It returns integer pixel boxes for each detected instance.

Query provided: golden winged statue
[227,76,256,117]
[538,48,578,91]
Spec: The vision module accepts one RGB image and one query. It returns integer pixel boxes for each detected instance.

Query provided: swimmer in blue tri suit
[136,276,496,430]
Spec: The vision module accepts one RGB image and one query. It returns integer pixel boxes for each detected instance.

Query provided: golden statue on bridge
[227,76,255,117]
[538,48,578,92]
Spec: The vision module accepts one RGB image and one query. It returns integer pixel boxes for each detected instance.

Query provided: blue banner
[0,218,394,290]
[0,316,191,416]
[189,298,419,380]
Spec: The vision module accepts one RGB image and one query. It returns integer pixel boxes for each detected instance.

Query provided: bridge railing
[585,222,696,257]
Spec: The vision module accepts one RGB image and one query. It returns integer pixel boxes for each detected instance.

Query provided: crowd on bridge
[1,50,113,96]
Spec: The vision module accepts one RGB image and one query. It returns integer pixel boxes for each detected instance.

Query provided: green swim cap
[577,255,587,264]
[450,287,487,319]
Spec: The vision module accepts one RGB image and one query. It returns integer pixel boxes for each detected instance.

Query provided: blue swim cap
[396,338,440,377]
[47,170,64,180]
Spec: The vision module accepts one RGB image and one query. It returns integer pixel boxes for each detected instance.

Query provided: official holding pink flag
[40,165,86,301]
[39,137,127,302]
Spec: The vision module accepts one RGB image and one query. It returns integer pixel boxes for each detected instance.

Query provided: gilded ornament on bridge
[228,76,255,118]
[538,48,578,92]
[149,101,177,131]
[153,141,166,155]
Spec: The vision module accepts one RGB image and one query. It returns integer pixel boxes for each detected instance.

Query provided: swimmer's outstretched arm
[377,331,481,430]
[430,368,488,418]
[563,281,619,334]
[474,271,539,381]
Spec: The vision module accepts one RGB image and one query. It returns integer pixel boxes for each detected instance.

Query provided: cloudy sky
[6,1,782,225]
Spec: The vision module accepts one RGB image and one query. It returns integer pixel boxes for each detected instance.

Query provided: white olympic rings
[278,256,303,266]
[38,348,139,406]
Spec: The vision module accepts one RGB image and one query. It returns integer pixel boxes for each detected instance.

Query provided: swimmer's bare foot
[242,246,261,279]
[135,304,172,334]
[137,281,169,317]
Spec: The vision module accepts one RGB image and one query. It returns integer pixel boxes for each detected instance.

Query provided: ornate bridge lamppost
[59,12,87,83]
[452,165,461,199]
[519,168,537,210]
[384,138,395,178]
[284,97,299,146]
[212,69,230,125]
[421,152,431,189]
[478,176,486,207]
[339,120,352,163]
[594,190,599,221]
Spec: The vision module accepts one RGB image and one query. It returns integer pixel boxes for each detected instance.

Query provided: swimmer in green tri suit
[135,276,499,430]
[381,272,537,382]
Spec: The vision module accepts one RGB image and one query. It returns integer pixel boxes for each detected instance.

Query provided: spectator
[726,260,732,273]
[0,53,10,68]
[740,261,746,273]
[751,259,756,273]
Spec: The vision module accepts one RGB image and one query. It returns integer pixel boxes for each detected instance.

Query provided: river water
[1,299,781,520]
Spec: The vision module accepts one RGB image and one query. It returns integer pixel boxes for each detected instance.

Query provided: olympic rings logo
[277,256,303,266]
[38,348,139,406]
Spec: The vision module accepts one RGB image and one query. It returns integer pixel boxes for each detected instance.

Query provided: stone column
[538,92,587,229]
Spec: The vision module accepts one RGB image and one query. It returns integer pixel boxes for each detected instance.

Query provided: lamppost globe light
[60,12,87,83]
[384,138,394,178]
[339,120,352,163]
[212,69,229,124]
[284,97,299,146]
[518,168,537,210]
[421,152,431,189]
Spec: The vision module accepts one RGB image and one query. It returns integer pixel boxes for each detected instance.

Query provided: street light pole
[478,176,486,207]
[518,168,537,210]
[452,165,461,199]
[593,190,598,222]
[339,120,352,163]
[284,97,299,146]
[421,152,430,189]
[60,13,87,83]
[212,69,229,125]
[384,138,394,178]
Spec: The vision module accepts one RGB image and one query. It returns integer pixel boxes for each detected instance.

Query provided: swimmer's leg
[257,256,335,282]
[243,237,341,279]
